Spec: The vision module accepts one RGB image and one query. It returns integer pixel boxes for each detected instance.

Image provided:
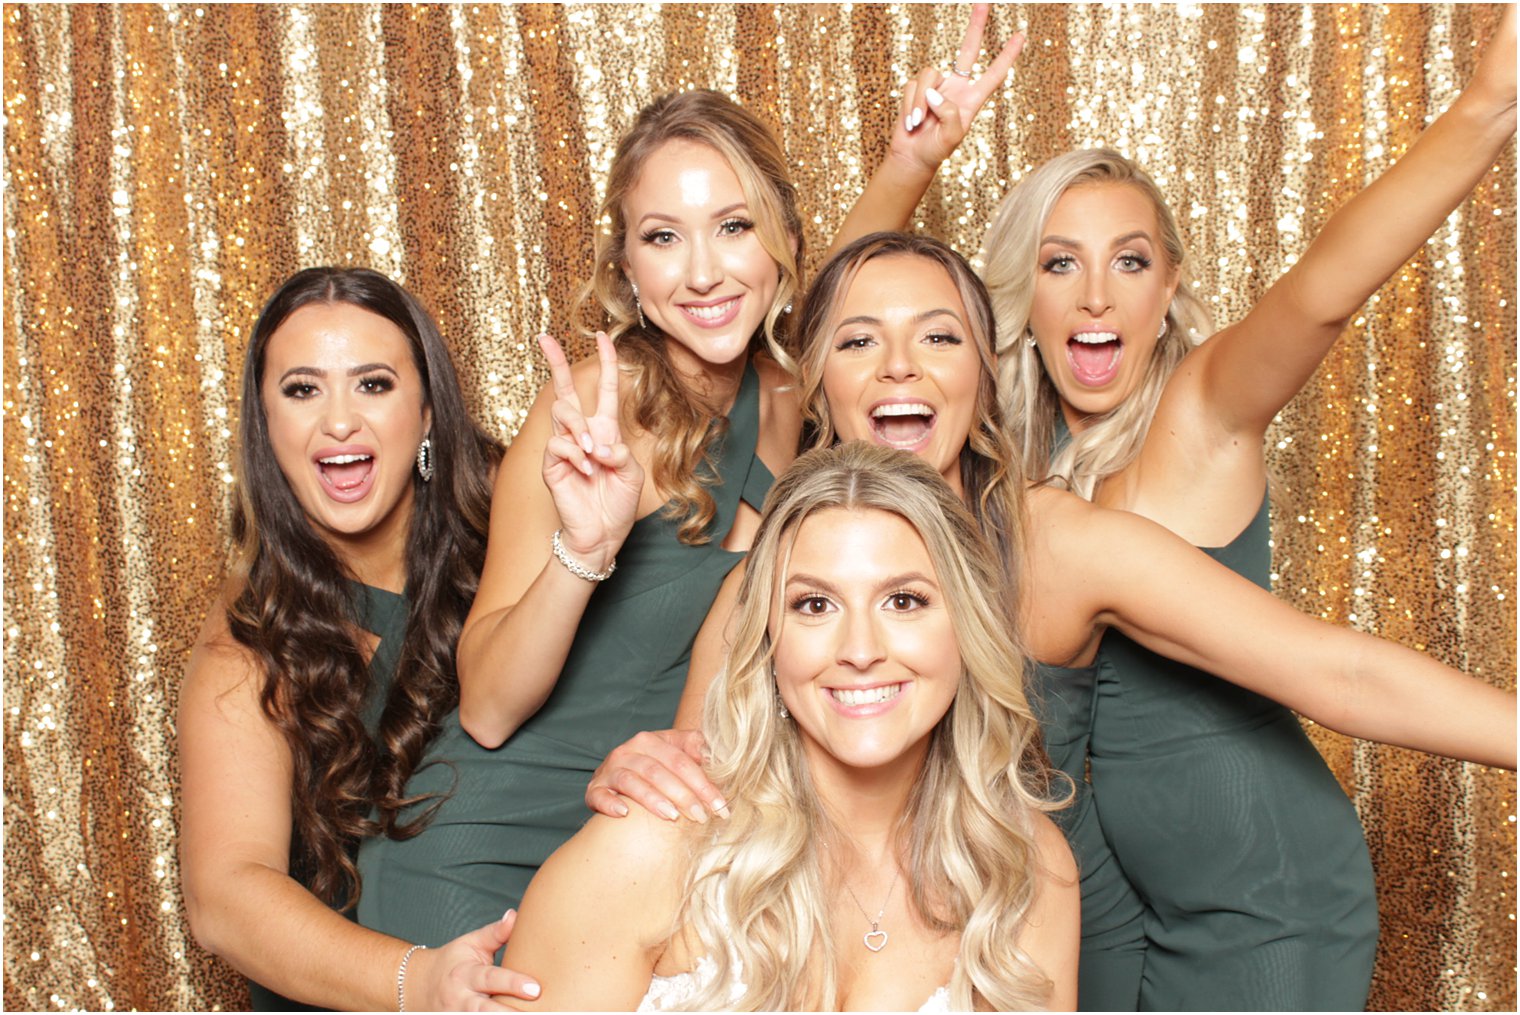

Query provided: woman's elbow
[458,699,508,750]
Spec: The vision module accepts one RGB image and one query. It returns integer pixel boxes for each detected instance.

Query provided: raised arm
[457,333,644,748]
[179,616,540,1010]
[1194,6,1516,437]
[829,4,1024,255]
[1033,494,1516,769]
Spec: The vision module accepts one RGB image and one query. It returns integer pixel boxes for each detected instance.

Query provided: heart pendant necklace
[843,867,901,953]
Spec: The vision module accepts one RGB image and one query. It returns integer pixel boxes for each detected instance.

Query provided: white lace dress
[637,951,953,1011]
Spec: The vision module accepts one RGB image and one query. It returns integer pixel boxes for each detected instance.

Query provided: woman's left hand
[892,3,1025,174]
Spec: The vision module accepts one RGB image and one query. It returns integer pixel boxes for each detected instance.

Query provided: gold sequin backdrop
[2,2,1513,1010]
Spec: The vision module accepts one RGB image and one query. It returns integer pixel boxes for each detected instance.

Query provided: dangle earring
[1025,328,1036,349]
[415,437,434,483]
[631,281,647,329]
[777,696,790,720]
[1157,317,1169,341]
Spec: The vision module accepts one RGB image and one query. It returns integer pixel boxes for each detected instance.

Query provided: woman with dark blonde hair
[354,88,806,949]
[501,441,1081,1010]
[593,232,1515,1010]
[180,267,540,1009]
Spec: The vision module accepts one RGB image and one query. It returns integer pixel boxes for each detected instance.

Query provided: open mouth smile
[868,402,936,451]
[315,450,376,502]
[1066,330,1123,387]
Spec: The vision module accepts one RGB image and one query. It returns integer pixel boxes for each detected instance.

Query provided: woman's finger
[953,2,991,76]
[537,333,580,409]
[545,434,594,478]
[550,398,595,454]
[924,86,964,137]
[593,331,622,424]
[969,31,1025,105]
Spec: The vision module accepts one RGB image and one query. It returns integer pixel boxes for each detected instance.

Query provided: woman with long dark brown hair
[180,267,537,1010]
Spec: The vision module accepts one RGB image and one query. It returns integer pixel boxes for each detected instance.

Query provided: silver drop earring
[1025,329,1036,349]
[777,697,790,720]
[1157,318,1169,341]
[631,281,647,329]
[415,437,434,483]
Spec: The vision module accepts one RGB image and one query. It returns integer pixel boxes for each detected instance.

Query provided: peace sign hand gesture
[892,3,1025,175]
[539,331,644,573]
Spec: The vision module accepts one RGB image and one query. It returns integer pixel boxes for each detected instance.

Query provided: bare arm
[1192,7,1516,438]
[829,4,1024,255]
[1021,814,1080,1012]
[500,810,685,1011]
[179,614,540,1010]
[457,334,644,748]
[1041,497,1516,769]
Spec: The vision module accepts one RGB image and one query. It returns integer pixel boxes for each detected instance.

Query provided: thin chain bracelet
[396,943,426,1012]
[552,529,616,582]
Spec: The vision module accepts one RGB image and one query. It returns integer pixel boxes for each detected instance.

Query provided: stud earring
[782,301,793,315]
[777,696,790,720]
[631,282,647,329]
[1157,318,1169,341]
[1024,329,1036,349]
[415,437,434,483]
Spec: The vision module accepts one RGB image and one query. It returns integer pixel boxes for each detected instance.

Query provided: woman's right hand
[406,910,543,1011]
[584,728,728,824]
[539,331,644,572]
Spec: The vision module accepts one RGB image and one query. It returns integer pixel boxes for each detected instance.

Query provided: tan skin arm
[1028,490,1516,769]
[500,810,686,1011]
[457,334,645,748]
[828,4,1025,256]
[1126,9,1516,539]
[179,610,540,1010]
[1023,814,1081,1012]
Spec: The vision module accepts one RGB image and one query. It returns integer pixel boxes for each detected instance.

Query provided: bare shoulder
[182,591,264,708]
[1028,811,1078,885]
[550,806,698,884]
[753,351,802,472]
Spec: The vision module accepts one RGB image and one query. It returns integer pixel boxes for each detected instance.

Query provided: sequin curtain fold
[2,4,1513,1010]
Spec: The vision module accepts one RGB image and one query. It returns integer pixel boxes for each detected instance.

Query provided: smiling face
[261,302,431,565]
[820,256,981,496]
[621,139,782,377]
[771,506,961,780]
[1028,182,1179,428]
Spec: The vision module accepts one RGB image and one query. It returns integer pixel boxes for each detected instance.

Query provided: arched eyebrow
[833,308,964,329]
[636,202,750,228]
[276,362,398,383]
[1040,230,1153,250]
[784,571,939,595]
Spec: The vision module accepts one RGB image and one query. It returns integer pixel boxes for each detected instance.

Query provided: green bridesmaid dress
[355,360,773,947]
[1090,496,1379,1011]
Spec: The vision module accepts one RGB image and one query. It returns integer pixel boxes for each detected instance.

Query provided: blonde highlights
[674,442,1059,1010]
[980,148,1215,497]
[577,90,803,543]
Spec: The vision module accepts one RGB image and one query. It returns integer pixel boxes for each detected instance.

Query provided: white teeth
[683,298,737,321]
[319,454,372,465]
[871,403,934,418]
[830,684,902,706]
[1071,331,1119,344]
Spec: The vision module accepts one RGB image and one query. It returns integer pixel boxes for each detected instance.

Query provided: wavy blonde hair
[794,232,1026,579]
[674,441,1060,1010]
[980,148,1215,498]
[578,89,802,543]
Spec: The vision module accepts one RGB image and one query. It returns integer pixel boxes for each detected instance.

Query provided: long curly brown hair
[226,267,501,910]
[578,89,803,544]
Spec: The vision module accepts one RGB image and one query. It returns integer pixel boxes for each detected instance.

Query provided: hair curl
[226,267,502,909]
[979,148,1215,497]
[676,442,1058,1010]
[577,89,803,544]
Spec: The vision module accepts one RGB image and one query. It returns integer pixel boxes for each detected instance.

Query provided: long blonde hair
[676,442,1059,1010]
[980,148,1215,498]
[578,89,802,543]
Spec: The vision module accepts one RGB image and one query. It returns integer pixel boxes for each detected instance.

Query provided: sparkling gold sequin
[2,4,1513,1010]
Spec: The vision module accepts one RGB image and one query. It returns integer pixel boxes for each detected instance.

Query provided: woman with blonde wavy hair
[590,231,1515,1011]
[501,441,1080,1011]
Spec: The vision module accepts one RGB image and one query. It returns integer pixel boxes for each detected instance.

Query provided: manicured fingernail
[909,106,924,129]
[925,87,944,107]
[596,444,612,458]
[523,982,541,999]
[657,801,679,821]
[713,799,731,820]
[579,460,594,477]
[579,432,594,453]
[503,908,516,921]
[687,804,708,823]
[612,801,629,817]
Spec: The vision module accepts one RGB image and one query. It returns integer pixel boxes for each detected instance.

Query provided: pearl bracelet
[396,943,426,1012]
[552,529,617,582]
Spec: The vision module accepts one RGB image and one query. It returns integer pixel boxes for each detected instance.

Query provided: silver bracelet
[552,529,616,582]
[396,943,426,1012]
